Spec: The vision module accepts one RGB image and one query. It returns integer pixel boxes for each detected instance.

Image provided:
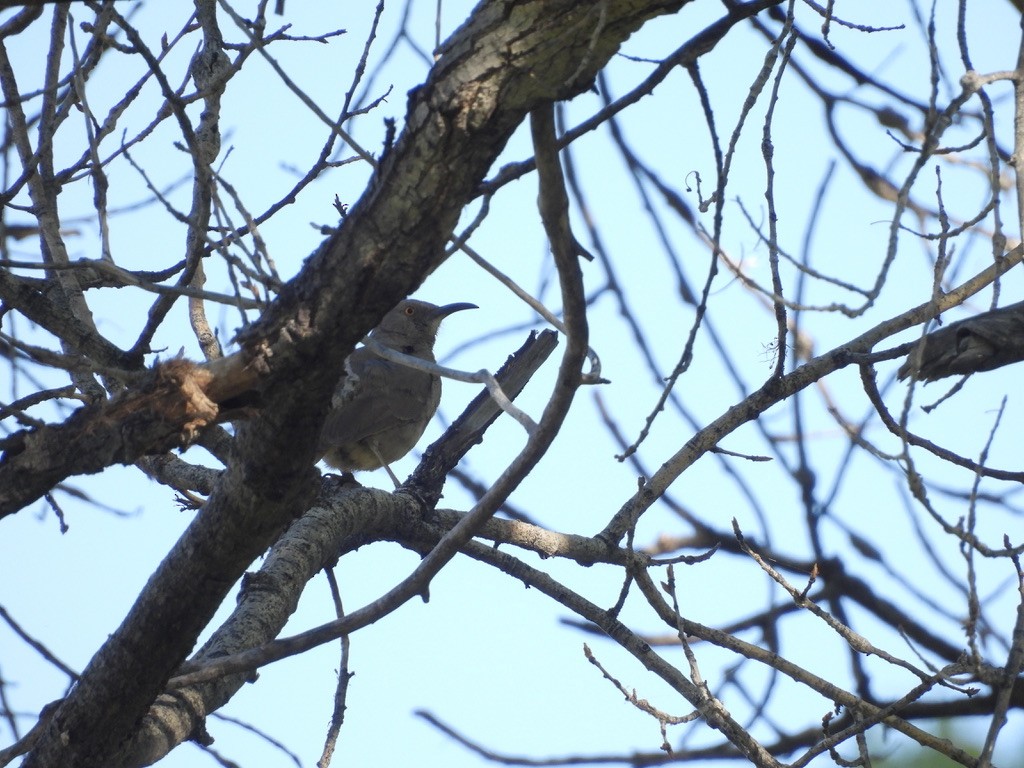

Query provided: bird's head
[370,299,477,357]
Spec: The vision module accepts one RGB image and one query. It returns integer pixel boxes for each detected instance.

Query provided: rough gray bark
[112,330,557,767]
[16,2,689,767]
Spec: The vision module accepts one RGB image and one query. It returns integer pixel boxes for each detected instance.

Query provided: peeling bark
[17,2,690,767]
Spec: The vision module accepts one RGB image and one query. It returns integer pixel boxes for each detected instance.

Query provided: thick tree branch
[19,2,688,766]
[104,329,557,765]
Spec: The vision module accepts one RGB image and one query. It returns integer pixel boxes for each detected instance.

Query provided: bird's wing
[318,350,436,451]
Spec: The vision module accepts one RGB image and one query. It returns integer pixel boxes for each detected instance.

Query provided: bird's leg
[382,463,401,489]
[369,442,402,489]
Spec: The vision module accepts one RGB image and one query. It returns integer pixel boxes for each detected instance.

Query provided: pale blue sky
[3,2,1024,767]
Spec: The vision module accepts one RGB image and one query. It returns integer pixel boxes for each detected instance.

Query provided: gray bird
[898,300,1024,381]
[318,299,476,485]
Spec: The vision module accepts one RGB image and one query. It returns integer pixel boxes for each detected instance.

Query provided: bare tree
[1,1,1023,767]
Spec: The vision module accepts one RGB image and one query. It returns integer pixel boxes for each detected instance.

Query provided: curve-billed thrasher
[318,299,476,484]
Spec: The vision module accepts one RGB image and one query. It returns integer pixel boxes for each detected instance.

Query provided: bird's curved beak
[436,302,478,317]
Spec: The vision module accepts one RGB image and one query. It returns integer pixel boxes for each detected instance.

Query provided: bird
[318,299,476,486]
[897,300,1024,381]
